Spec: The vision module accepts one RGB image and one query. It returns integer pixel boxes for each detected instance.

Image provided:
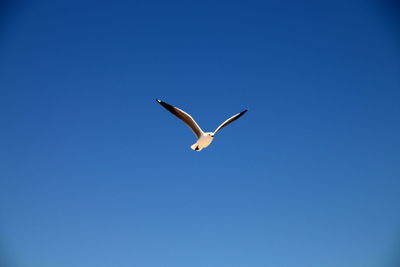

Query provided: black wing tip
[242,109,248,114]
[156,99,177,113]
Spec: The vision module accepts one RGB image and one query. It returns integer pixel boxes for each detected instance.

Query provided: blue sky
[1,0,400,266]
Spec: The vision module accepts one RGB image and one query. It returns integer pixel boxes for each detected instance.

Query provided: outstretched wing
[213,109,248,135]
[156,99,203,138]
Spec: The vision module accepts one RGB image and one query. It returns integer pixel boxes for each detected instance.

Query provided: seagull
[156,99,248,151]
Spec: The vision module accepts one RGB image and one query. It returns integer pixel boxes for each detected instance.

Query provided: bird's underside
[156,99,247,151]
[190,132,214,151]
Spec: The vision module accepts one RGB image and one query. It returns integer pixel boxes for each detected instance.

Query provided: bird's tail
[191,144,200,151]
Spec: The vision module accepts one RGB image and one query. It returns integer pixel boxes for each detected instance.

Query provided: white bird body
[156,99,247,151]
[190,132,214,151]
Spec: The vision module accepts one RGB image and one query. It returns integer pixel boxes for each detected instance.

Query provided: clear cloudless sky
[1,0,400,267]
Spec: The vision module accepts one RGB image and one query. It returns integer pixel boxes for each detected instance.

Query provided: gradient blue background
[1,1,400,266]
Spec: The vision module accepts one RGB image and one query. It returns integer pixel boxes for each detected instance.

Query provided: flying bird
[156,99,248,151]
